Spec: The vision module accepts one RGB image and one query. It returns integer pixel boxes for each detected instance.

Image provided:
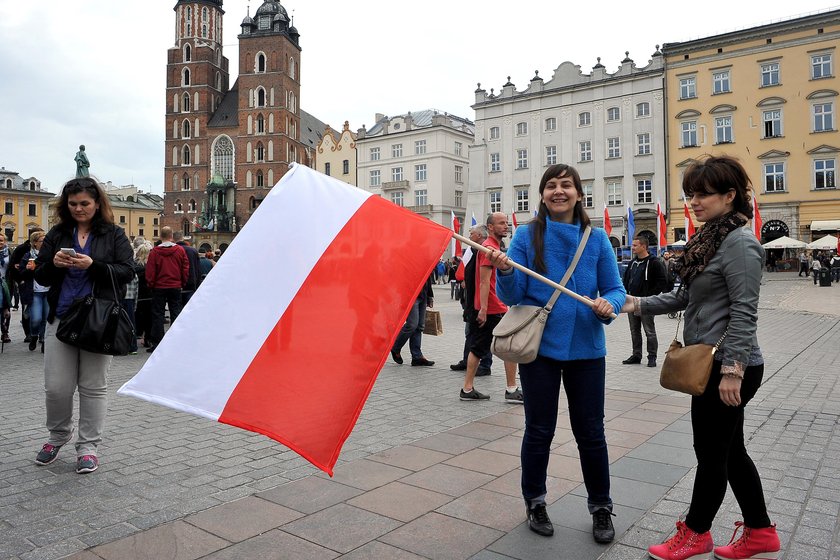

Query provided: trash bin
[819,267,832,287]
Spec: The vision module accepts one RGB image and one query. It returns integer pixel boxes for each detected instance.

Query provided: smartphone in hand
[60,248,78,257]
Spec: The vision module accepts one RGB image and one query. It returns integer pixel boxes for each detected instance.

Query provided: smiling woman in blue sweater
[489,164,625,545]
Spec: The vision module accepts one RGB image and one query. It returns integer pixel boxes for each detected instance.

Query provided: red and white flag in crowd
[752,195,763,240]
[511,209,519,232]
[119,164,452,475]
[656,199,667,249]
[603,205,612,237]
[451,210,462,257]
[683,200,696,239]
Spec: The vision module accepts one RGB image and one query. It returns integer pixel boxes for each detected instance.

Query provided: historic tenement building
[0,167,54,245]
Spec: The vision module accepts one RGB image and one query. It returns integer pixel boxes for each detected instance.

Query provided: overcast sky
[0,1,835,194]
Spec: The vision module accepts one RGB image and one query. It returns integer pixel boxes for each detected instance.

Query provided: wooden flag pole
[452,232,618,319]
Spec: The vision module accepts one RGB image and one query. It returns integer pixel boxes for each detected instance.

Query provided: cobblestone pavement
[0,271,838,559]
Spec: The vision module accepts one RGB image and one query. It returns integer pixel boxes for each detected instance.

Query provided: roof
[207,83,240,128]
[365,109,475,137]
[299,109,326,150]
[0,168,54,196]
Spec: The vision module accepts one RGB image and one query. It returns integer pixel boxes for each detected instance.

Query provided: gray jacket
[640,227,763,368]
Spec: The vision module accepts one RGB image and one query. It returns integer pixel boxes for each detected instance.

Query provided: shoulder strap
[545,225,591,312]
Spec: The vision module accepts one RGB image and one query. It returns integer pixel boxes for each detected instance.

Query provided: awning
[810,220,840,231]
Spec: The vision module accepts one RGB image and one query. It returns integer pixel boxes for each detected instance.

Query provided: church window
[183,93,191,112]
[256,170,264,187]
[202,24,208,38]
[259,16,270,30]
[202,7,208,22]
[256,142,265,161]
[182,68,190,86]
[182,120,191,138]
[183,173,191,190]
[290,57,296,79]
[182,145,191,165]
[213,135,234,180]
[257,88,266,107]
[216,71,221,90]
[189,199,197,212]
[184,44,191,62]
[257,53,266,73]
[256,114,265,133]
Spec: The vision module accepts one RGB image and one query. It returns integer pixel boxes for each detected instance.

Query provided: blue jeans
[391,293,427,360]
[520,356,612,513]
[30,292,50,341]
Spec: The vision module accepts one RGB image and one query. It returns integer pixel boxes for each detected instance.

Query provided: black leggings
[685,361,771,533]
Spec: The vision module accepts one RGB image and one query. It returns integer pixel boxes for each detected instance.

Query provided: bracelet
[720,363,745,379]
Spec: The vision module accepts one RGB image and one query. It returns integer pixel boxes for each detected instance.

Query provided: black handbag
[56,265,134,356]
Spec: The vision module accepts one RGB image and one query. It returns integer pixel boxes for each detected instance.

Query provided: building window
[815,159,836,189]
[415,164,427,181]
[812,53,832,79]
[814,102,834,132]
[29,181,36,191]
[578,112,591,126]
[583,183,593,208]
[489,191,501,213]
[545,145,557,166]
[516,122,528,135]
[4,201,12,215]
[28,203,37,216]
[182,145,191,165]
[455,190,463,207]
[392,144,402,158]
[256,114,265,133]
[369,169,381,186]
[679,76,696,99]
[256,170,265,187]
[256,142,264,161]
[415,140,426,155]
[257,53,266,73]
[182,120,191,138]
[715,116,733,144]
[182,173,190,190]
[324,162,331,176]
[391,191,404,206]
[415,189,427,206]
[182,67,191,86]
[4,179,10,188]
[607,137,621,158]
[637,133,651,155]
[713,70,731,94]
[545,117,557,131]
[392,167,403,182]
[636,102,650,117]
[490,153,501,172]
[607,182,622,206]
[579,141,592,162]
[761,62,780,87]
[490,126,500,140]
[184,44,191,62]
[764,162,785,192]
[454,142,463,156]
[182,92,191,112]
[681,121,697,147]
[343,159,349,175]
[370,147,380,161]
[637,179,653,204]
[763,109,782,138]
[516,149,528,169]
[213,135,234,180]
[138,228,145,237]
[516,188,529,212]
[174,199,183,213]
[607,107,620,122]
[188,199,197,212]
[455,165,463,183]
[138,216,145,225]
[256,88,266,107]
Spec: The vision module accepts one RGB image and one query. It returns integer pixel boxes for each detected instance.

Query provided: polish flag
[119,164,451,475]
[511,209,519,232]
[683,201,696,239]
[451,211,462,257]
[751,195,763,241]
[656,199,667,249]
[603,205,612,237]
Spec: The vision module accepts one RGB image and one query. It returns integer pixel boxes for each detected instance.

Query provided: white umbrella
[762,236,807,249]
[670,240,687,247]
[807,234,838,250]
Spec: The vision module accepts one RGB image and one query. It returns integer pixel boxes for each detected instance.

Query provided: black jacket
[35,223,134,323]
[175,241,202,291]
[623,254,668,297]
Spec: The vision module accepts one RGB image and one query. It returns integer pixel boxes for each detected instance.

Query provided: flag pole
[451,232,617,319]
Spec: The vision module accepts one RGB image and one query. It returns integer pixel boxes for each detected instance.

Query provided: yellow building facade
[663,10,840,242]
[315,121,357,186]
[0,169,55,245]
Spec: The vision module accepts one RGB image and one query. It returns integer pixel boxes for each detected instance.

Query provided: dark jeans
[462,319,492,369]
[520,356,611,512]
[150,288,182,347]
[833,268,840,283]
[391,293,427,360]
[685,361,770,533]
[122,298,138,352]
[798,262,809,276]
[628,312,658,359]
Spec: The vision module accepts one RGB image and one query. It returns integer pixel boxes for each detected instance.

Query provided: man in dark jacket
[390,273,435,367]
[173,231,201,306]
[146,227,189,352]
[622,234,668,367]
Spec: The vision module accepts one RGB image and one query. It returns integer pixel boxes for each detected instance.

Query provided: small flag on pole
[511,209,518,232]
[626,204,635,243]
[451,210,462,257]
[471,212,477,227]
[656,199,667,250]
[603,205,612,237]
[683,200,696,239]
[751,195,762,241]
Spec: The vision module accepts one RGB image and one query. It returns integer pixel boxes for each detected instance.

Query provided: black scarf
[671,211,747,289]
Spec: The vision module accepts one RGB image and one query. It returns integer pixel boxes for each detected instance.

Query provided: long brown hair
[531,164,591,273]
[54,177,115,230]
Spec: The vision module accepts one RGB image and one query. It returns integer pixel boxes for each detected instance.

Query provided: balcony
[381,180,409,191]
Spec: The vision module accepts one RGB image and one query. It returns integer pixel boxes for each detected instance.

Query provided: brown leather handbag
[659,314,727,396]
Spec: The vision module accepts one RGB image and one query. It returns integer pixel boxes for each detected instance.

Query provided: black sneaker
[592,508,615,543]
[459,388,489,401]
[29,338,38,351]
[35,443,63,465]
[76,455,99,474]
[647,357,657,368]
[505,388,524,403]
[527,504,554,536]
[621,356,641,365]
[450,361,467,371]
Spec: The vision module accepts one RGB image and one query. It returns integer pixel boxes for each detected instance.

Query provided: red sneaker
[648,520,714,560]
[713,522,780,560]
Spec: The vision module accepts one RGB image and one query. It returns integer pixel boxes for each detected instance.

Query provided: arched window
[183,92,191,112]
[29,181,36,191]
[5,178,12,188]
[184,44,191,62]
[183,68,190,86]
[175,199,183,212]
[289,57,295,79]
[256,170,264,187]
[202,24,208,38]
[172,173,179,190]
[249,196,257,210]
[256,114,265,133]
[188,199,197,212]
[215,71,221,90]
[184,219,192,236]
[182,145,191,165]
[202,7,208,22]
[182,173,191,190]
[212,135,234,180]
[182,120,191,138]
[256,88,266,107]
[256,142,264,161]
[257,53,266,73]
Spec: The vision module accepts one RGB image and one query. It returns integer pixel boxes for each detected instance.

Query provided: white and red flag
[751,195,763,241]
[656,199,667,249]
[683,200,696,239]
[603,205,612,237]
[119,164,452,475]
[511,209,519,232]
[451,210,462,257]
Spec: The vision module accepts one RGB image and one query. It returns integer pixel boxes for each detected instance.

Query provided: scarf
[671,211,747,289]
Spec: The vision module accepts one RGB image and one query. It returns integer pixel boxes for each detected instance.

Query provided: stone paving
[0,271,838,559]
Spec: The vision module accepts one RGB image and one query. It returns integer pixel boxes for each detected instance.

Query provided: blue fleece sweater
[496,219,626,361]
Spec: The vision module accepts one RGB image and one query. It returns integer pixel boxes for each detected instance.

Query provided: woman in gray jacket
[622,156,780,560]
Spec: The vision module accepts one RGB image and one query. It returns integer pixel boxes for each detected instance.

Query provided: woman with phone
[33,177,133,474]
